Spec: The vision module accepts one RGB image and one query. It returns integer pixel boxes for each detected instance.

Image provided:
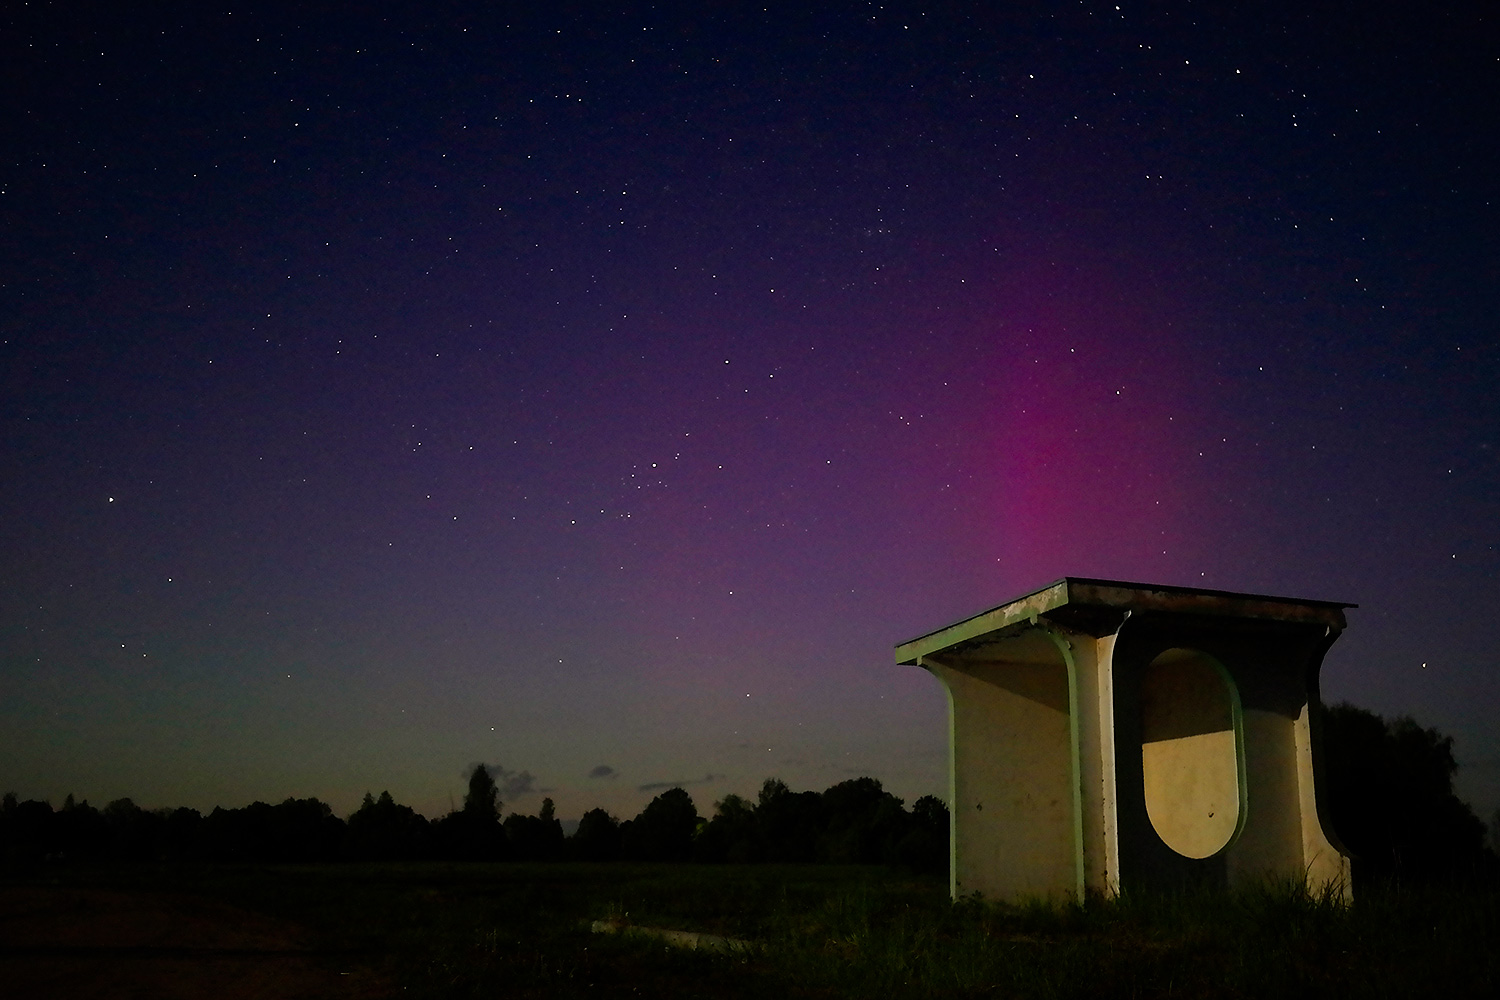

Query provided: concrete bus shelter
[896,578,1353,903]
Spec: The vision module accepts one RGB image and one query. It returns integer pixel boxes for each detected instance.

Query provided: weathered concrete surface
[898,577,1353,904]
[591,919,757,955]
[925,642,1078,903]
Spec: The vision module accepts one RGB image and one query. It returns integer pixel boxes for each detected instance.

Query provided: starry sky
[3,2,1497,825]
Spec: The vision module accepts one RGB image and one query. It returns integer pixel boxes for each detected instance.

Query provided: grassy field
[4,861,1497,998]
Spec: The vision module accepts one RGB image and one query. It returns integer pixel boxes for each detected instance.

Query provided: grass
[5,861,1497,998]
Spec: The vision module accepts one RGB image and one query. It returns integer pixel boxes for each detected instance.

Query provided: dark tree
[571,808,622,861]
[158,807,204,861]
[503,797,565,861]
[203,803,257,860]
[756,777,824,862]
[895,794,950,873]
[437,765,507,860]
[536,796,564,856]
[820,777,908,864]
[464,765,502,824]
[271,797,345,861]
[696,793,758,862]
[103,798,160,861]
[622,787,699,862]
[202,797,345,862]
[54,796,107,859]
[1,796,55,863]
[345,790,432,861]
[1321,702,1491,883]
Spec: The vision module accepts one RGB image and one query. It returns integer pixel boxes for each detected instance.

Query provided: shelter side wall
[1227,709,1304,886]
[931,660,1077,902]
[1294,704,1352,897]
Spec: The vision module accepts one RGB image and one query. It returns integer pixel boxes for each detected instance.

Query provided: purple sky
[3,2,1497,824]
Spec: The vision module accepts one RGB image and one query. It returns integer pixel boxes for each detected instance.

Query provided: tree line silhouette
[0,769,948,872]
[3,704,1494,884]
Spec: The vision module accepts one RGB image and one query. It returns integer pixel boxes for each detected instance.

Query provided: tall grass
[5,861,1495,997]
[754,875,1497,999]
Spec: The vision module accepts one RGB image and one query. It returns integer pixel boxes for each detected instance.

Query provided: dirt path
[0,886,395,999]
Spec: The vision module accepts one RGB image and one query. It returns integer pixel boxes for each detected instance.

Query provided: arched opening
[1140,647,1242,859]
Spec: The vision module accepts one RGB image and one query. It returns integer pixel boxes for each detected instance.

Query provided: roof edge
[895,576,1355,665]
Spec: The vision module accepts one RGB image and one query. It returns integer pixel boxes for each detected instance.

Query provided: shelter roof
[894,577,1354,665]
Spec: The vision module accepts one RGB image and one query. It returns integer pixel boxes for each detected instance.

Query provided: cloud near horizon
[637,773,724,793]
[465,762,539,801]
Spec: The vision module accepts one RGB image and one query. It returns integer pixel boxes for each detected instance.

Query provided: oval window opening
[1140,648,1241,859]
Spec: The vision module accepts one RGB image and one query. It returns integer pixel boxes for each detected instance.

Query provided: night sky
[3,2,1497,826]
